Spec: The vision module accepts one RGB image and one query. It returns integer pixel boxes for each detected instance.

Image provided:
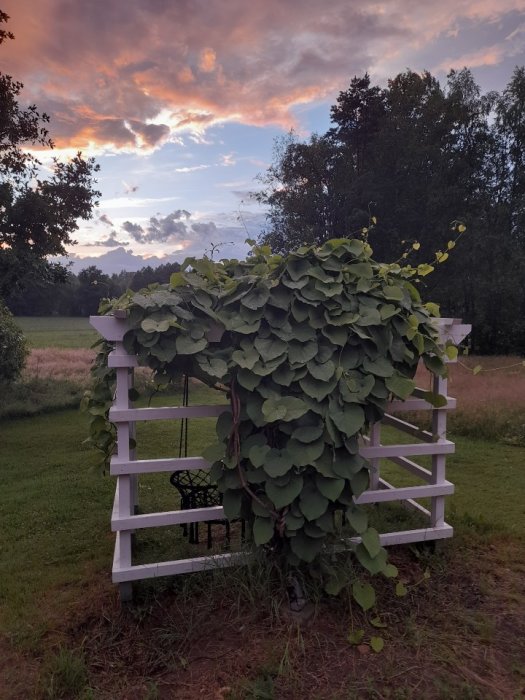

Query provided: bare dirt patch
[4,535,521,700]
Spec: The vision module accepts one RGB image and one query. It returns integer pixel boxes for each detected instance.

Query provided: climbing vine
[84,235,459,588]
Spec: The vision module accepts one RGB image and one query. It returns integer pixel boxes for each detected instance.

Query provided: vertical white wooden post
[115,340,133,602]
[369,422,381,490]
[128,368,138,514]
[430,373,448,527]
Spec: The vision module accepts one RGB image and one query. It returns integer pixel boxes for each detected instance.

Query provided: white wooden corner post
[90,314,470,600]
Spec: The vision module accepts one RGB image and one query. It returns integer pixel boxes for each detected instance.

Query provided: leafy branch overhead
[85,238,449,579]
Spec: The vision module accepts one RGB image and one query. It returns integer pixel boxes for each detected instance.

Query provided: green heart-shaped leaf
[265,474,303,509]
[370,636,384,653]
[175,334,207,355]
[361,528,381,558]
[385,373,416,400]
[253,517,274,545]
[249,443,271,468]
[352,581,376,611]
[331,404,365,438]
[299,489,329,521]
[264,448,293,477]
[315,475,345,501]
[289,530,323,563]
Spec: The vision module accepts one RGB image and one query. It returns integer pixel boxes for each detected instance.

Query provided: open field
[15,316,99,349]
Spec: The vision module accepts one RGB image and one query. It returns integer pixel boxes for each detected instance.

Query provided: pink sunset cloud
[1,0,524,155]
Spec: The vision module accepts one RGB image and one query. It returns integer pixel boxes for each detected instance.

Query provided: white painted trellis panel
[90,314,471,600]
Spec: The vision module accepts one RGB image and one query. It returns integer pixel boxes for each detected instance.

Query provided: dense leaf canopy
[85,240,450,579]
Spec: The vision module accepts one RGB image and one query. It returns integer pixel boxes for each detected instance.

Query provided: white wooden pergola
[90,314,470,600]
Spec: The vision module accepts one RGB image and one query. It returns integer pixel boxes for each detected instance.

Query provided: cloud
[123,209,192,243]
[112,207,263,252]
[98,213,114,226]
[174,165,211,173]
[220,153,236,167]
[56,247,177,275]
[101,195,179,209]
[4,0,523,155]
[199,48,217,73]
[122,221,145,238]
[191,221,218,236]
[122,181,139,194]
[231,190,254,200]
[86,230,130,247]
[435,17,525,73]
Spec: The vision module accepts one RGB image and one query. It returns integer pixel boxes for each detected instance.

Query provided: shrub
[0,301,28,383]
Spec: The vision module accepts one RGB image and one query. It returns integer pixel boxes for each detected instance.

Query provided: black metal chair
[169,375,244,549]
[170,469,230,549]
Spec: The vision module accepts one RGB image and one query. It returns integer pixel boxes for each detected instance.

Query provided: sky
[2,0,525,274]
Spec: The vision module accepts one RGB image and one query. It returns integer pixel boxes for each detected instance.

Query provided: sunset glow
[2,0,524,272]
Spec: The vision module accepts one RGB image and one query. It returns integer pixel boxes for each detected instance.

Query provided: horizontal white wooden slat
[112,521,454,582]
[112,505,225,531]
[387,455,432,481]
[360,440,454,460]
[112,551,248,583]
[387,397,456,412]
[110,398,455,422]
[382,414,433,442]
[346,524,453,547]
[112,441,451,476]
[355,479,453,505]
[92,315,470,345]
[377,478,432,517]
[109,404,229,422]
[108,353,138,368]
[111,455,210,475]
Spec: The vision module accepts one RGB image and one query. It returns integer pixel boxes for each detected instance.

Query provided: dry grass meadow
[20,344,525,444]
[24,347,95,384]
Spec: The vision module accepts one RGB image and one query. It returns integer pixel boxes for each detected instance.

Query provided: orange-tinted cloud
[1,0,524,153]
[199,48,217,73]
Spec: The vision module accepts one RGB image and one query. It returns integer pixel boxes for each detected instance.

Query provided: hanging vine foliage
[84,237,454,580]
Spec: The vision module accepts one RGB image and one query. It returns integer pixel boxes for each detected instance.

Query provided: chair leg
[207,522,212,549]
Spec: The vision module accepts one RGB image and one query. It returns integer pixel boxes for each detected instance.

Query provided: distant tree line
[257,68,525,354]
[6,261,181,317]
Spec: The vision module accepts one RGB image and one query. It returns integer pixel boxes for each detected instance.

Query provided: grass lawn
[1,403,524,699]
[2,317,524,697]
[16,316,99,349]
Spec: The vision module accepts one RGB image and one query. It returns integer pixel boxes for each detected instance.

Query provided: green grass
[0,377,86,420]
[376,427,525,536]
[38,647,90,699]
[16,316,99,348]
[0,410,114,645]
[1,405,524,697]
[1,403,524,641]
